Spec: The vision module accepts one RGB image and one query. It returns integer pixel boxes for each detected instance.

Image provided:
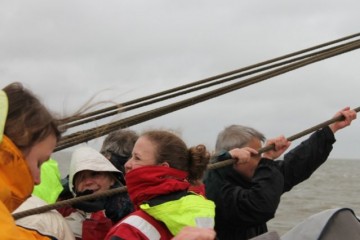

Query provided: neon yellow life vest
[140,193,215,236]
[33,159,64,204]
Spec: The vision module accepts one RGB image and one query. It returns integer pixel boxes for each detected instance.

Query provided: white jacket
[14,195,75,240]
[66,146,122,238]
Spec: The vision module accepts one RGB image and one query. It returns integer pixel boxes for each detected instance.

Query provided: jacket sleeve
[0,202,55,240]
[218,159,284,226]
[278,126,336,192]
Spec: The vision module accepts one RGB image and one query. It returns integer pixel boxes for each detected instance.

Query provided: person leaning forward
[0,82,62,240]
[204,107,357,240]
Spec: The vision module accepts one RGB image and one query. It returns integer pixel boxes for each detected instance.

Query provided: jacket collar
[0,135,34,211]
[125,166,190,208]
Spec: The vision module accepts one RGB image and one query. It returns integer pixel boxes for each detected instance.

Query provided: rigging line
[55,40,360,151]
[14,106,360,220]
[62,38,360,129]
[56,40,360,150]
[61,33,360,125]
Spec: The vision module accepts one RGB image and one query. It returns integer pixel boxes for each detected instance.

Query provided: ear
[160,162,170,167]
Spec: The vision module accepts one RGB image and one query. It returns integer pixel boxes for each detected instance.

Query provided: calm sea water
[267,159,360,236]
[54,153,360,236]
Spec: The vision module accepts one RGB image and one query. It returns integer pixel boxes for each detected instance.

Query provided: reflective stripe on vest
[122,215,161,240]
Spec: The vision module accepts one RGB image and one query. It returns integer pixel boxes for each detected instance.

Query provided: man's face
[233,137,262,181]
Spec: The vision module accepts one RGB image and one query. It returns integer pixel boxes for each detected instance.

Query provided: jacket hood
[69,146,121,195]
[0,90,8,144]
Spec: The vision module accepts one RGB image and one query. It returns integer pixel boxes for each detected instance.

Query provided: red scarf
[125,166,190,209]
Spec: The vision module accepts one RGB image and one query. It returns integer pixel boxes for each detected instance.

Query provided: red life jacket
[81,211,113,240]
[105,210,173,240]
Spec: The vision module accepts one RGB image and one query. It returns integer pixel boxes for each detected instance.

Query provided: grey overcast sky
[1,0,359,159]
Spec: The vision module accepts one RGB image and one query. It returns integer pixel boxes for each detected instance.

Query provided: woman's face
[124,136,158,174]
[75,170,115,193]
[24,134,57,185]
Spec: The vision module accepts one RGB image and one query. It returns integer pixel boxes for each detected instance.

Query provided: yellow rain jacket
[0,135,53,240]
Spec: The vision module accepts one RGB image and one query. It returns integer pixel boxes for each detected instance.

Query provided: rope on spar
[13,106,360,220]
[12,186,128,220]
[60,33,360,129]
[209,106,360,170]
[55,39,360,151]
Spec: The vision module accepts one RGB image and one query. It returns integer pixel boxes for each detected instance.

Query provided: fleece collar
[125,166,190,208]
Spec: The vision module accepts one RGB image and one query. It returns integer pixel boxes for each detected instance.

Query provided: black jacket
[204,126,336,240]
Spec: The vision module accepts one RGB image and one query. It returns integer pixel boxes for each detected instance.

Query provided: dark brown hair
[3,82,62,152]
[142,130,210,184]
